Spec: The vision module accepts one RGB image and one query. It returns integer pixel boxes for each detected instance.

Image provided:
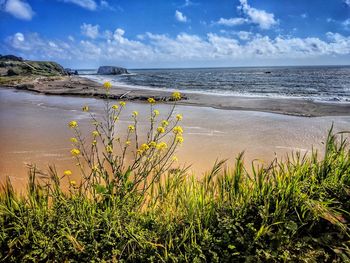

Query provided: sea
[79,66,350,103]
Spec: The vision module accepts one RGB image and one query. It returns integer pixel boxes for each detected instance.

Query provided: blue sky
[0,0,350,68]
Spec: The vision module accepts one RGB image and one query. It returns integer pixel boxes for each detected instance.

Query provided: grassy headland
[0,54,66,77]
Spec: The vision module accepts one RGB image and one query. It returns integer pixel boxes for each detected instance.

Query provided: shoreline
[1,75,350,117]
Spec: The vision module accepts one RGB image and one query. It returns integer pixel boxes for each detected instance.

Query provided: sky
[0,0,350,68]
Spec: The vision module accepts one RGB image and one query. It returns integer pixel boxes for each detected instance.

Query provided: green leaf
[285,221,298,232]
[94,184,107,194]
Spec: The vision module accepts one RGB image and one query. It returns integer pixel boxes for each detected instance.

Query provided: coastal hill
[0,54,129,77]
[0,54,67,77]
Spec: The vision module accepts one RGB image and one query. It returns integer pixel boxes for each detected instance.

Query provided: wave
[81,66,350,103]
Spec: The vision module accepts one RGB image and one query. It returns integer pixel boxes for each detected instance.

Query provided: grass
[0,87,349,262]
[1,129,349,262]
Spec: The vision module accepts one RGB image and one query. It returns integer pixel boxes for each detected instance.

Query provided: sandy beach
[2,75,350,117]
[1,87,349,190]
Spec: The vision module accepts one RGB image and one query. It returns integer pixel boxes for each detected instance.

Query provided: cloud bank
[5,25,350,67]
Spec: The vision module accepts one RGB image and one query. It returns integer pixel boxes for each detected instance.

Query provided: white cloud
[5,29,350,67]
[175,10,187,22]
[81,23,99,39]
[345,0,350,7]
[217,17,247,26]
[100,0,116,11]
[62,0,97,10]
[3,0,34,20]
[113,28,125,42]
[181,0,198,7]
[59,0,115,11]
[343,19,350,30]
[237,31,252,40]
[238,0,277,29]
[184,0,191,6]
[14,32,24,42]
[216,0,277,30]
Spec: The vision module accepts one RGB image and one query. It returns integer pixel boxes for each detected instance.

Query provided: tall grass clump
[0,83,350,262]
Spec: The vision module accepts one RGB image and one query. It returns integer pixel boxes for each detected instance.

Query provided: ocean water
[80,66,350,102]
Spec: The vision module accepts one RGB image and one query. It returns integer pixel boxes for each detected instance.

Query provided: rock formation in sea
[97,66,128,75]
[65,68,79,75]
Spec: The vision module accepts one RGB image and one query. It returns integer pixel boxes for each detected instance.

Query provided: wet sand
[2,76,350,117]
[1,88,350,190]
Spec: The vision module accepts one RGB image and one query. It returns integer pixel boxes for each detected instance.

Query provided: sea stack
[97,66,128,75]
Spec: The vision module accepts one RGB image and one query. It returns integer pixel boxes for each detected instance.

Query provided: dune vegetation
[1,83,350,262]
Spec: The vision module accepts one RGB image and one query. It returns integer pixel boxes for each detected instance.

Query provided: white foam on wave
[82,75,350,103]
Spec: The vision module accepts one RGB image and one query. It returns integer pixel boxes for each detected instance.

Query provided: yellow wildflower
[172,91,181,101]
[119,101,126,107]
[63,170,72,176]
[92,140,97,146]
[148,97,156,104]
[140,143,150,151]
[114,116,119,121]
[69,180,76,186]
[128,125,135,132]
[125,140,131,146]
[161,120,169,127]
[173,126,183,134]
[172,156,178,162]
[176,135,184,144]
[70,137,78,143]
[82,105,89,112]
[153,109,160,116]
[103,81,112,90]
[92,165,99,172]
[157,126,165,133]
[112,104,119,110]
[156,142,168,150]
[176,114,183,121]
[106,145,113,153]
[132,111,139,117]
[68,120,78,128]
[149,141,157,148]
[92,130,99,137]
[71,148,80,156]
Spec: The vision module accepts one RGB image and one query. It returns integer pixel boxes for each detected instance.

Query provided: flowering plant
[67,81,184,201]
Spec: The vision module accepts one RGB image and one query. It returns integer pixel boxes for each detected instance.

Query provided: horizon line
[75,64,350,71]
